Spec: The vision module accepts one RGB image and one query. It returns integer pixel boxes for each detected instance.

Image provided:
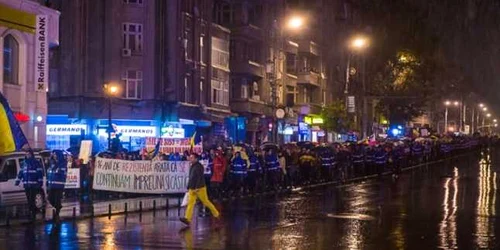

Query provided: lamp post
[444,101,450,133]
[344,36,369,138]
[104,83,120,150]
[444,101,459,133]
[268,14,305,144]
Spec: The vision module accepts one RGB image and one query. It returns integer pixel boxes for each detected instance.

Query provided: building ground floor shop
[45,115,206,153]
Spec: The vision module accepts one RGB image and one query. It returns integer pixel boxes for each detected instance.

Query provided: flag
[0,92,28,154]
[189,132,197,152]
[151,139,161,158]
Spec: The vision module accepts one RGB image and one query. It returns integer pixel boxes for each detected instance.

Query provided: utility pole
[362,55,368,139]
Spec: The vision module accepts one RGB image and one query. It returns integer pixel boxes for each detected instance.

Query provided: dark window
[3,159,17,180]
[3,35,19,85]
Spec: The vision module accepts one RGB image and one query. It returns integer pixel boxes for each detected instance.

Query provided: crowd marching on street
[13,133,497,223]
[89,134,493,200]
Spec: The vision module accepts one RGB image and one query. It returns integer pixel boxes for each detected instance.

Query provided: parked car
[0,152,47,210]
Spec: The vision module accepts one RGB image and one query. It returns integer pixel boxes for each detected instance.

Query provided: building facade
[46,0,353,151]
[0,0,59,149]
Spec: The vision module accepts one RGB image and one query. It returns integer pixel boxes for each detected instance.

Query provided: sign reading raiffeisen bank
[47,124,87,135]
[35,15,48,92]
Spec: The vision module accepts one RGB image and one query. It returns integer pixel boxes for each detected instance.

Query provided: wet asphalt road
[0,149,499,250]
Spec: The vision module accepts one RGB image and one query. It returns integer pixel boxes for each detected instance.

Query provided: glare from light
[391,128,400,136]
[287,16,304,30]
[445,101,451,106]
[493,119,497,123]
[36,116,43,122]
[487,113,491,118]
[350,36,369,51]
[479,103,484,108]
[453,101,459,106]
[483,107,488,111]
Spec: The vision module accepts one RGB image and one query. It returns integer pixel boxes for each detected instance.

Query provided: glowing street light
[479,103,484,108]
[287,15,304,30]
[445,101,451,106]
[483,107,488,112]
[494,119,498,123]
[453,101,459,106]
[487,113,492,118]
[104,82,121,149]
[350,36,369,50]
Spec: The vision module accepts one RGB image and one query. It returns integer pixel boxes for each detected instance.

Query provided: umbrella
[260,142,279,151]
[297,141,314,150]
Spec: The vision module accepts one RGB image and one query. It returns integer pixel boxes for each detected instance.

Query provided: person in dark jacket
[47,150,68,222]
[230,152,248,196]
[180,153,220,226]
[246,152,261,194]
[15,151,44,221]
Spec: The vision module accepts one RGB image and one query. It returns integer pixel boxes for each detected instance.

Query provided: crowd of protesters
[67,134,496,201]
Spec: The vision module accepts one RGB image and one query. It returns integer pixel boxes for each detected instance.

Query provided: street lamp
[345,35,370,138]
[268,14,306,144]
[483,107,488,111]
[487,113,491,118]
[286,16,304,30]
[104,82,120,150]
[479,103,484,108]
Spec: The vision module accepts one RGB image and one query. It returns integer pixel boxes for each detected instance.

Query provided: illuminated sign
[47,124,87,135]
[283,126,294,135]
[312,117,324,124]
[304,116,324,125]
[304,117,312,124]
[99,126,157,137]
[299,122,309,134]
[161,126,185,138]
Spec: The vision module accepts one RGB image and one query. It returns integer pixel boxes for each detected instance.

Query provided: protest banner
[92,157,194,194]
[144,137,202,155]
[64,168,80,189]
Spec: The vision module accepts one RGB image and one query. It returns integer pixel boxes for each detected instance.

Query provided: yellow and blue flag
[0,92,28,154]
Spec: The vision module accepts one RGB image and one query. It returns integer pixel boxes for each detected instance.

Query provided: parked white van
[0,152,47,210]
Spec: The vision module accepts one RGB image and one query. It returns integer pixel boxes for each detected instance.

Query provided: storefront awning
[0,4,36,33]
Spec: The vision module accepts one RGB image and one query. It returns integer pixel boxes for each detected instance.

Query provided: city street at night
[0,149,498,249]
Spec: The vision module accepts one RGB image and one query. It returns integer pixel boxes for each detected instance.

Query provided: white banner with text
[92,157,193,194]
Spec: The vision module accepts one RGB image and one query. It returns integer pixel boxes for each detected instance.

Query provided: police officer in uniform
[247,151,261,194]
[230,152,248,196]
[374,146,387,176]
[265,149,281,191]
[15,151,44,221]
[47,150,68,222]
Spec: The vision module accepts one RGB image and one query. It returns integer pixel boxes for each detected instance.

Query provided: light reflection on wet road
[0,149,499,249]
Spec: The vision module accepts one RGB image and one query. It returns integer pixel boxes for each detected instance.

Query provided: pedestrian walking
[180,153,220,226]
[47,150,68,222]
[15,151,44,221]
[210,150,226,199]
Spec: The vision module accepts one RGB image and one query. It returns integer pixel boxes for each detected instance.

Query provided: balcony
[230,98,271,115]
[297,70,321,86]
[294,103,323,115]
[230,60,264,78]
[232,24,264,40]
[297,40,320,56]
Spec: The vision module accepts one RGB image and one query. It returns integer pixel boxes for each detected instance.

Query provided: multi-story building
[47,0,236,151]
[0,0,59,149]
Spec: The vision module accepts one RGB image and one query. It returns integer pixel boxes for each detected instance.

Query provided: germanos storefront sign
[0,4,36,33]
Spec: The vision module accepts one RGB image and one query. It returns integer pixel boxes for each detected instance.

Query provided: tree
[321,99,354,134]
[371,50,435,124]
